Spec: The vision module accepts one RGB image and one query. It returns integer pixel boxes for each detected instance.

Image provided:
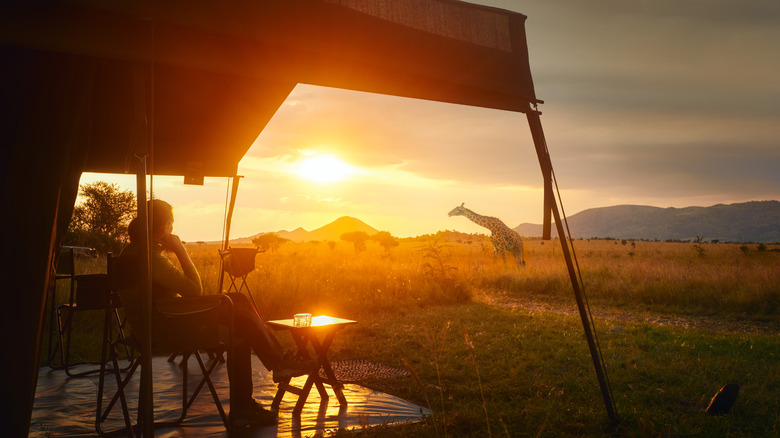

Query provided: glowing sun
[296,154,354,183]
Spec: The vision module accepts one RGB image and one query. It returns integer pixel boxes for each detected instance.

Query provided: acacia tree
[371,231,399,251]
[340,231,369,254]
[66,181,136,253]
[252,233,289,252]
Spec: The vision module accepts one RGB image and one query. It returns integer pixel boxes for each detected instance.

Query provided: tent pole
[218,175,242,293]
[132,21,155,431]
[542,174,553,240]
[526,109,618,423]
[527,109,553,240]
[134,156,154,436]
[223,175,242,251]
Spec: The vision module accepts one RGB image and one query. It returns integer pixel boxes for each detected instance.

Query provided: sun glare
[296,154,354,183]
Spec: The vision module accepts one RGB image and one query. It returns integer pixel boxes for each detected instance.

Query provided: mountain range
[514,201,780,243]
[233,216,378,243]
[230,201,780,245]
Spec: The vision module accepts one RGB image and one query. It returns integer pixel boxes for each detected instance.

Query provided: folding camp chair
[97,255,235,435]
[47,246,76,368]
[218,247,262,307]
[55,273,132,377]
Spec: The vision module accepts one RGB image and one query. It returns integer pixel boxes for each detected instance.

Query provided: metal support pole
[542,172,553,240]
[223,175,242,251]
[526,108,618,423]
[134,156,154,436]
[527,110,553,240]
[218,175,242,294]
[132,43,154,434]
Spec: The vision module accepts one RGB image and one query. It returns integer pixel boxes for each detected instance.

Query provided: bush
[65,181,135,254]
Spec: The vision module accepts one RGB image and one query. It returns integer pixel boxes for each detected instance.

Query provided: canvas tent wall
[1,1,569,435]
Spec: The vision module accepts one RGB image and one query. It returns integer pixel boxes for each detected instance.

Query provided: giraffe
[448,203,526,268]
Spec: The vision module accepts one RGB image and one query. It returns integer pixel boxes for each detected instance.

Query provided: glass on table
[293,313,312,327]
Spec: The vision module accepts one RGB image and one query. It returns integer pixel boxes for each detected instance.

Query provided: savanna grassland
[47,235,780,437]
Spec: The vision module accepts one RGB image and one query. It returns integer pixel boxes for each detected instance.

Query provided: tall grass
[186,238,779,319]
[46,237,778,365]
[192,237,473,320]
[454,239,779,317]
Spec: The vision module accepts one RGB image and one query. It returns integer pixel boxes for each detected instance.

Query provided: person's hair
[127,199,174,244]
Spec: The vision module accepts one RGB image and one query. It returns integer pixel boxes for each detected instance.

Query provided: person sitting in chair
[122,199,313,428]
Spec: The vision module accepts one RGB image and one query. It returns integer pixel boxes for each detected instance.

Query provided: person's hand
[161,233,185,253]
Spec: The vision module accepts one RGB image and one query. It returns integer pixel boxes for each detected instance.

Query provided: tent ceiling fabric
[72,0,539,108]
[85,60,296,177]
[2,0,538,176]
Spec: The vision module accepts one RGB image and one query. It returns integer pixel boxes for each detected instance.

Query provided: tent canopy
[0,1,541,435]
[2,0,537,177]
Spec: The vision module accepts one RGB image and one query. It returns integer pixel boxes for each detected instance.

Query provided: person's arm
[156,234,202,297]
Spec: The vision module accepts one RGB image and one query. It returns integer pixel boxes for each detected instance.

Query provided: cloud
[474,0,780,210]
[249,86,545,188]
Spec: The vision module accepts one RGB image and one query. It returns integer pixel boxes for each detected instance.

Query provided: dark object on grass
[706,383,740,415]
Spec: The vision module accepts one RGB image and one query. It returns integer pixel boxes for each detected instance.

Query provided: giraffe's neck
[461,208,495,231]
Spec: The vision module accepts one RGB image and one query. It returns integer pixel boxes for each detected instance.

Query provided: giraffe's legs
[512,250,526,269]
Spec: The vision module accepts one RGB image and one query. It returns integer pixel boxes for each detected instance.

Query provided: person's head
[127,199,174,244]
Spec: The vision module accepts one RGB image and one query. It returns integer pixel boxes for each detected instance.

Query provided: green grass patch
[328,303,779,437]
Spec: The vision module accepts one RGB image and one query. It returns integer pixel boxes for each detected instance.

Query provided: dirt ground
[474,291,780,336]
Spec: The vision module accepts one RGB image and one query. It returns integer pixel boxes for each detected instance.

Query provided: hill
[514,201,780,243]
[234,216,379,243]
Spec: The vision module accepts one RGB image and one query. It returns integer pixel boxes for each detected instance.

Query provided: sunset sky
[79,0,780,242]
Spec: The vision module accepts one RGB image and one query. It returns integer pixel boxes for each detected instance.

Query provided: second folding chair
[55,273,132,377]
[219,247,262,307]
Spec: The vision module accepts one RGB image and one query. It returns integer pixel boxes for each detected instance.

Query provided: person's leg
[227,293,285,370]
[221,300,277,427]
[226,293,316,384]
[228,335,253,408]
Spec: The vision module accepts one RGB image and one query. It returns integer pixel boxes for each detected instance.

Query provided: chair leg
[96,340,137,436]
[112,352,136,433]
[194,351,229,428]
[167,351,192,367]
[236,276,259,309]
[226,275,238,293]
[46,283,61,369]
[96,349,231,434]
[208,350,226,363]
[113,308,135,370]
[63,307,81,377]
[61,304,125,378]
[97,304,136,436]
[56,304,74,375]
[178,354,190,425]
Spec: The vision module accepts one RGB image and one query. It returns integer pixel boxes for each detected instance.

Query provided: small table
[267,316,357,416]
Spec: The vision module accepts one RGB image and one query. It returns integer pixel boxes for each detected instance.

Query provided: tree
[66,181,136,253]
[340,231,369,254]
[371,231,399,251]
[251,233,290,252]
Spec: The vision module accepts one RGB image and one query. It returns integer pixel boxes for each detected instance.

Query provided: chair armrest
[156,295,223,315]
[152,295,235,353]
